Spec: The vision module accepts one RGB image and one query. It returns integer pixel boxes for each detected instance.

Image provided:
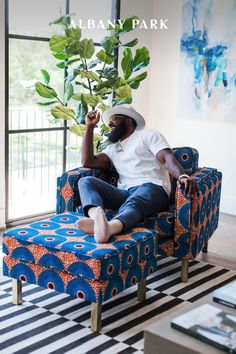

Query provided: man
[76,105,196,243]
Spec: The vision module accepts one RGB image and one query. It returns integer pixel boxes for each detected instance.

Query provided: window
[6,0,117,223]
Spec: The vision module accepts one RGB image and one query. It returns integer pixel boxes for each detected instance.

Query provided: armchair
[3,146,222,332]
[57,147,222,282]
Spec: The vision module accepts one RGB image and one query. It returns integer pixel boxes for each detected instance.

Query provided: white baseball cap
[103,104,146,130]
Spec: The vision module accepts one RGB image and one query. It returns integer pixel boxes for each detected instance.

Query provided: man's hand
[177,176,198,196]
[85,110,100,128]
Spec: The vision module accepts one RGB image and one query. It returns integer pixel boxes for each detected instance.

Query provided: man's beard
[108,120,128,143]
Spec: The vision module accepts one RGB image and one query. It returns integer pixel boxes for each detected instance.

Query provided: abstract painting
[178,0,236,121]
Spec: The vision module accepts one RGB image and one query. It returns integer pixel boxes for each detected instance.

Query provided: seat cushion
[3,213,159,281]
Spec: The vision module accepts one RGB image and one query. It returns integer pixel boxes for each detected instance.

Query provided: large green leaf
[75,104,88,124]
[53,51,68,60]
[65,39,81,56]
[121,48,133,79]
[133,47,150,72]
[94,79,115,91]
[95,88,112,96]
[115,84,132,100]
[81,93,102,107]
[66,27,81,40]
[35,82,58,99]
[37,100,57,106]
[72,93,81,101]
[100,122,110,135]
[56,57,80,69]
[114,77,126,89]
[81,70,102,83]
[96,67,118,79]
[113,96,132,105]
[69,122,86,136]
[101,35,119,54]
[77,39,95,59]
[49,35,69,52]
[51,105,75,120]
[117,16,139,34]
[93,133,103,142]
[96,50,116,64]
[127,71,147,84]
[65,83,74,101]
[98,103,110,113]
[57,58,80,69]
[129,81,140,89]
[41,69,50,85]
[121,38,138,47]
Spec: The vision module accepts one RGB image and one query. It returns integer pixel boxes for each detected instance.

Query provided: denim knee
[78,176,98,188]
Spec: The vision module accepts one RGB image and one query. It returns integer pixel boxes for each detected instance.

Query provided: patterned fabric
[3,254,158,304]
[2,146,222,307]
[55,147,222,261]
[173,167,222,260]
[56,147,199,214]
[3,213,158,281]
[56,167,102,214]
[172,147,198,174]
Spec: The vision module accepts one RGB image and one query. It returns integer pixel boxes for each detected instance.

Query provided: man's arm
[81,110,111,170]
[156,148,197,195]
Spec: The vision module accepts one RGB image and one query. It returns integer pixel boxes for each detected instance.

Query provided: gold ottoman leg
[91,303,102,332]
[12,279,23,305]
[181,259,189,283]
[137,279,146,302]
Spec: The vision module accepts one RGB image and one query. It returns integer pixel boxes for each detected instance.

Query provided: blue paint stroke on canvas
[179,0,236,121]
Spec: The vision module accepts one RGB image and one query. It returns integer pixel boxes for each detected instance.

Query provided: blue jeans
[78,176,169,232]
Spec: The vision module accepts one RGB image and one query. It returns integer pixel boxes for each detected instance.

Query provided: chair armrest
[56,167,102,214]
[174,167,222,253]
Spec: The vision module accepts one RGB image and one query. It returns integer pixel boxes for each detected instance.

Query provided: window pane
[70,0,112,42]
[8,131,64,219]
[9,39,64,130]
[66,131,82,171]
[9,0,66,37]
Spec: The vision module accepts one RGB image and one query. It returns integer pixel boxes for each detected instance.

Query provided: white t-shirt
[103,129,171,195]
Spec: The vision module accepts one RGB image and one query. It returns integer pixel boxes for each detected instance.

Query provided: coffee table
[144,293,236,354]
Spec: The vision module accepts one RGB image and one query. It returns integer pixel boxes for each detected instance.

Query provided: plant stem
[56,96,64,105]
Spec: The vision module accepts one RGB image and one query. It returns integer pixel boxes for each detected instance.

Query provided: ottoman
[2,212,159,332]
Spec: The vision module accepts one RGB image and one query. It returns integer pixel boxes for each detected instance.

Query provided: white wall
[123,0,236,215]
[0,0,5,228]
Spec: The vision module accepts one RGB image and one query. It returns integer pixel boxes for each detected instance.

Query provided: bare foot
[75,218,94,234]
[94,207,111,243]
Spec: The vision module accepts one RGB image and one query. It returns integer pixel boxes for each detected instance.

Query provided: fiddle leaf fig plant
[35,14,150,151]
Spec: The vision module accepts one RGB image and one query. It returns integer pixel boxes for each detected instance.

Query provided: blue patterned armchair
[57,147,222,282]
[2,146,222,332]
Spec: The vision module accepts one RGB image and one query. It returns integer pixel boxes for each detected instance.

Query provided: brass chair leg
[137,279,146,302]
[202,242,208,253]
[12,279,23,305]
[181,259,189,283]
[91,303,102,332]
